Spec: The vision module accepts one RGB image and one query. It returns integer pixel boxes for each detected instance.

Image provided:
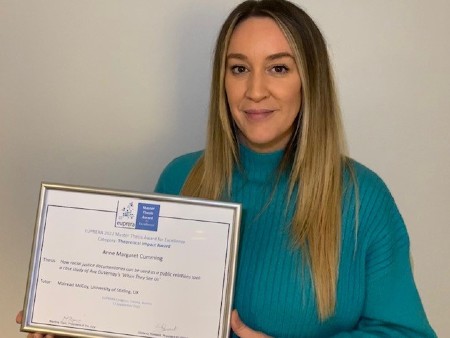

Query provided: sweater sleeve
[332,166,436,337]
[332,248,436,337]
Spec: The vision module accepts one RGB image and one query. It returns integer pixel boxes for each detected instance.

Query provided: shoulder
[344,159,392,203]
[154,150,203,195]
[344,160,414,281]
[344,159,409,257]
[344,158,398,213]
[344,159,407,238]
[346,159,386,187]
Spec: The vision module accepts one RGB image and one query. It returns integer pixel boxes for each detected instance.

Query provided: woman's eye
[230,65,248,74]
[271,65,289,74]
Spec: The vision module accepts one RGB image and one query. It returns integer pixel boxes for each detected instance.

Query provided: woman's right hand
[231,310,272,338]
[16,310,58,338]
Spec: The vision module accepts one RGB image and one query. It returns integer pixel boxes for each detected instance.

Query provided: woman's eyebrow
[226,52,294,61]
[266,52,294,61]
[226,53,247,61]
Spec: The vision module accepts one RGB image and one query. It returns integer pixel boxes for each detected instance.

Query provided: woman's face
[225,17,302,153]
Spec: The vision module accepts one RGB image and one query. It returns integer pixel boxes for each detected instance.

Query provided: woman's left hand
[230,310,272,338]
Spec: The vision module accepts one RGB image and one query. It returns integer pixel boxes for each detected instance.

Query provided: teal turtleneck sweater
[155,145,435,337]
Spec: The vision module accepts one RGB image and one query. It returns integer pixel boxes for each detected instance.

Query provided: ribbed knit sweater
[155,145,435,337]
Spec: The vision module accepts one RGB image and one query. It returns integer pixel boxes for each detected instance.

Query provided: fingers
[16,310,23,324]
[27,333,42,338]
[231,310,247,335]
[18,312,56,338]
[26,333,55,338]
[27,334,43,338]
[231,310,271,338]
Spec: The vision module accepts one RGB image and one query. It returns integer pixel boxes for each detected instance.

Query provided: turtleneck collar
[237,143,285,183]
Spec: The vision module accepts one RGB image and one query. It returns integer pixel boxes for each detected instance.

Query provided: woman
[17,0,435,337]
[154,0,435,337]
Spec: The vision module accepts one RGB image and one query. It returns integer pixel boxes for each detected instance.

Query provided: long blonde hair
[182,0,349,320]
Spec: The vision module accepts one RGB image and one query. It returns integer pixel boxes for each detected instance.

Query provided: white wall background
[1,1,448,336]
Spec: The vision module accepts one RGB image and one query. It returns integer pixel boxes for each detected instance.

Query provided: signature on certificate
[61,316,82,326]
[155,322,178,332]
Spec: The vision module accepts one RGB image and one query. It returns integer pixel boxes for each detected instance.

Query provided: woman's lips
[243,109,275,121]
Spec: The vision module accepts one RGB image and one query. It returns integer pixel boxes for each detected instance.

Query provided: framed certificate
[21,183,241,338]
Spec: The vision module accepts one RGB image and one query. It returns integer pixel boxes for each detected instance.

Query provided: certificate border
[21,182,241,338]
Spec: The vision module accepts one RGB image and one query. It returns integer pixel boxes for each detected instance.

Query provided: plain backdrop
[1,1,449,336]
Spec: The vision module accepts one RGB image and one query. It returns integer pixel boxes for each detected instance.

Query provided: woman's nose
[245,72,268,101]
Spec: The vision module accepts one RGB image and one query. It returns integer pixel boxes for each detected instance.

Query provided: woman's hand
[16,310,57,338]
[230,310,272,338]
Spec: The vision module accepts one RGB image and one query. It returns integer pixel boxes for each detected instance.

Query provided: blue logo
[136,203,160,231]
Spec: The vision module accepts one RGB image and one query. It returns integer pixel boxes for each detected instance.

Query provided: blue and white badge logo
[116,200,160,232]
[136,203,160,231]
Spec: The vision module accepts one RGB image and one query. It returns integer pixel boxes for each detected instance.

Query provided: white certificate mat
[22,183,241,338]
